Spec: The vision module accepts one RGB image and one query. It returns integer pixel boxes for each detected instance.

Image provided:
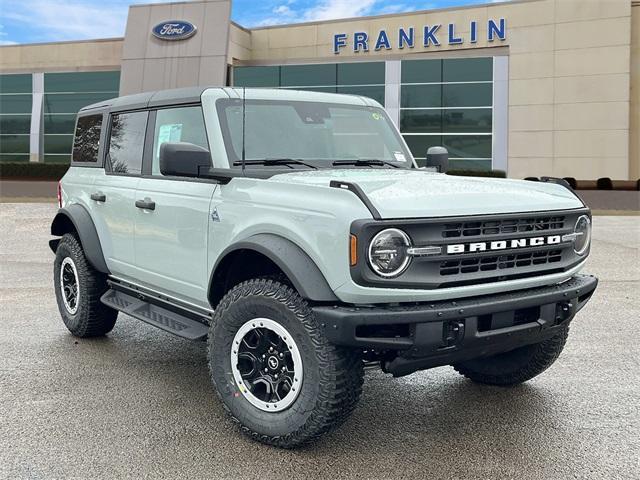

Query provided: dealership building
[0,0,638,179]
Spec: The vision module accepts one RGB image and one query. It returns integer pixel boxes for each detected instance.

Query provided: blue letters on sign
[333,18,506,53]
[398,27,414,49]
[333,33,348,54]
[448,23,463,44]
[375,30,392,51]
[423,24,441,47]
[152,20,197,41]
[353,32,369,52]
[488,18,507,41]
[470,21,478,43]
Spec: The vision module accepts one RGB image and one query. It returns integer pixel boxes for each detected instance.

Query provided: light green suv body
[50,87,598,448]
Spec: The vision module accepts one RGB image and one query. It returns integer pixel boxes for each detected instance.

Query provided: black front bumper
[313,274,598,377]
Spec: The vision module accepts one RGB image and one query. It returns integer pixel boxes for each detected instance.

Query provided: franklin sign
[152,21,197,41]
[333,18,506,54]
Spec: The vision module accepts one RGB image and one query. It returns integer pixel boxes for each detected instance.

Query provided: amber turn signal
[349,234,358,266]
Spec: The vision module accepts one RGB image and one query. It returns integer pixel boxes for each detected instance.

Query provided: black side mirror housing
[159,142,212,177]
[425,146,449,173]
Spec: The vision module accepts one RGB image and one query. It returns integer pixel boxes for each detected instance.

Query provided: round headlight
[368,228,412,278]
[573,215,591,255]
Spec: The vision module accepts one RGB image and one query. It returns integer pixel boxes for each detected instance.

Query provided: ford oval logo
[151,20,197,41]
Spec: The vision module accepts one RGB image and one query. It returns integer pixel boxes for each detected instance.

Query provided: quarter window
[152,106,209,175]
[108,111,148,175]
[72,114,103,163]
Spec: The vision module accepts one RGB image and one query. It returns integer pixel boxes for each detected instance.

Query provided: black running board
[101,289,209,340]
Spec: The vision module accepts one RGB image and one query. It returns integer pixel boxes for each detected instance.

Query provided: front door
[133,106,216,306]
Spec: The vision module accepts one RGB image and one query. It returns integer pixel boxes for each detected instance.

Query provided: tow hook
[442,320,465,348]
[556,301,574,324]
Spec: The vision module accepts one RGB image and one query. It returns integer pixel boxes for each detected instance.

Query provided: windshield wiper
[332,159,401,169]
[232,158,318,170]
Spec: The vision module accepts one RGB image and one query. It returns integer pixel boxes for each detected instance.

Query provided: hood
[269,169,584,219]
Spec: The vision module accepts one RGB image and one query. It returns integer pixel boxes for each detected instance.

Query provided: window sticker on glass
[156,123,183,156]
[394,152,406,162]
[371,112,382,120]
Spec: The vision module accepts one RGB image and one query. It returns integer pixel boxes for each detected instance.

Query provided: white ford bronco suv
[51,87,597,448]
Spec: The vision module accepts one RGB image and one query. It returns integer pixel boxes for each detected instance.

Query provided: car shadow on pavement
[49,316,564,462]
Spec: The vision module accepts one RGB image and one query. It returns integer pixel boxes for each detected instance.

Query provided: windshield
[216,99,413,168]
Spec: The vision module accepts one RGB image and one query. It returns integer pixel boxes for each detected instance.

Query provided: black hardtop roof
[79,86,209,114]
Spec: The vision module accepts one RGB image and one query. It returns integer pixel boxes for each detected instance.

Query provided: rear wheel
[453,326,569,386]
[53,233,117,337]
[208,278,364,448]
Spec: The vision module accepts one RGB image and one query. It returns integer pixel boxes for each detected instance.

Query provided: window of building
[108,111,147,175]
[43,71,119,164]
[72,114,103,163]
[280,64,336,87]
[399,57,493,170]
[152,106,209,175]
[233,66,280,87]
[0,74,32,163]
[232,62,386,105]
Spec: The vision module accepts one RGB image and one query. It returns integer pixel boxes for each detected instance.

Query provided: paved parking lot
[1,203,638,479]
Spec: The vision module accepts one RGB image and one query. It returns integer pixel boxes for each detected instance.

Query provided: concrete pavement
[0,203,638,479]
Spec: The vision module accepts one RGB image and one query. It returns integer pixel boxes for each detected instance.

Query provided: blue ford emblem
[152,20,197,41]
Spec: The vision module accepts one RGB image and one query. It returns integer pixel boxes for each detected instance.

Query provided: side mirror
[159,142,212,177]
[426,146,449,173]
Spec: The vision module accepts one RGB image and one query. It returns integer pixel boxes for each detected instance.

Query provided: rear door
[90,110,147,278]
[133,105,216,306]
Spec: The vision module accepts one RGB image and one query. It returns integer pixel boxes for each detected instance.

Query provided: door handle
[90,192,106,202]
[135,198,156,211]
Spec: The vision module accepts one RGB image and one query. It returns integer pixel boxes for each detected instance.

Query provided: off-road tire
[208,278,364,448]
[453,326,569,386]
[53,233,117,337]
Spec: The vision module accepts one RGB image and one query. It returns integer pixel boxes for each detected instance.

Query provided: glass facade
[43,71,119,163]
[0,74,32,162]
[233,58,494,170]
[0,71,119,164]
[2,59,495,169]
[400,57,493,170]
[232,62,386,105]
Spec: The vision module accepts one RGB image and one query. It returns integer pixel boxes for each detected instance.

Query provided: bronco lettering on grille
[446,235,562,254]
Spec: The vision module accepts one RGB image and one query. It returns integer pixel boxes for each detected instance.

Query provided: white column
[29,73,44,163]
[492,56,509,173]
[384,60,401,127]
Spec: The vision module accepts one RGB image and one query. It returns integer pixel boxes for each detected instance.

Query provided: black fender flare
[210,233,338,303]
[50,204,110,274]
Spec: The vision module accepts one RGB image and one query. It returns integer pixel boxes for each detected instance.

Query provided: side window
[108,111,148,175]
[152,106,209,175]
[72,114,102,163]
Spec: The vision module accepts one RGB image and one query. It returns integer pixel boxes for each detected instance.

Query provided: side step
[101,289,209,340]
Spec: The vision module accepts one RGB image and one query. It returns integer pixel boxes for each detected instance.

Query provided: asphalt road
[1,203,638,479]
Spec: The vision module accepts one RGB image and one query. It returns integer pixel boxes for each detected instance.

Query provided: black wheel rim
[60,257,79,314]
[231,318,303,412]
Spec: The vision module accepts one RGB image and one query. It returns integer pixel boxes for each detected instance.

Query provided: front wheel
[453,326,569,386]
[208,278,364,448]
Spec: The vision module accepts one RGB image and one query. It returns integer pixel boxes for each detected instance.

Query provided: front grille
[440,249,563,276]
[350,208,587,290]
[442,216,565,238]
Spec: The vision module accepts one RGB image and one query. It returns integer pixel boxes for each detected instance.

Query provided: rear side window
[152,106,209,175]
[108,111,148,175]
[72,114,103,163]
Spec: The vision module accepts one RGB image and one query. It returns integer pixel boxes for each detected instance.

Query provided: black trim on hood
[330,180,381,220]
